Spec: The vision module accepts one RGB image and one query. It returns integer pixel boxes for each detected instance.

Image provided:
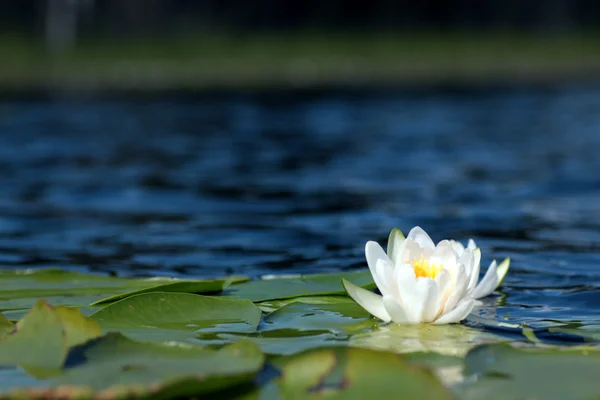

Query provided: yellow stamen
[413,259,443,279]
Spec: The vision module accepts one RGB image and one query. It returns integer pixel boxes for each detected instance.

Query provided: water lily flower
[343,226,510,325]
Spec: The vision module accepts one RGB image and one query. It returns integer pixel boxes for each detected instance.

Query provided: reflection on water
[350,323,501,356]
[1,86,600,330]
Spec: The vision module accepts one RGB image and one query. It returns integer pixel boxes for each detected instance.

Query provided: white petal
[400,277,436,323]
[376,259,397,298]
[434,298,475,324]
[431,240,457,269]
[471,260,498,299]
[450,240,465,256]
[383,295,410,324]
[365,241,394,296]
[458,247,474,277]
[434,269,452,312]
[386,228,405,265]
[467,239,477,251]
[342,279,391,322]
[466,248,481,293]
[442,264,469,314]
[420,278,440,322]
[394,264,416,307]
[406,226,435,249]
[496,258,510,287]
[398,239,424,264]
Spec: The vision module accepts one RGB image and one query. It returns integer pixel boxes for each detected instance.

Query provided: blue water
[1,86,600,329]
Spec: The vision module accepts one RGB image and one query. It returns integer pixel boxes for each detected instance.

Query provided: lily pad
[265,347,453,399]
[0,301,65,372]
[54,307,102,349]
[257,295,357,313]
[3,334,265,399]
[0,301,101,375]
[0,316,12,340]
[0,269,168,314]
[260,299,376,334]
[90,276,249,306]
[91,292,262,343]
[197,299,378,355]
[457,343,600,400]
[215,331,344,356]
[225,270,375,302]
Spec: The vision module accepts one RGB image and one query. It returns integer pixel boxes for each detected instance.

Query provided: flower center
[413,259,443,279]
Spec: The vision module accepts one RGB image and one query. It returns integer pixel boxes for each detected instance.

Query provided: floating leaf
[257,295,356,313]
[225,270,374,302]
[266,347,453,399]
[260,300,376,334]
[0,301,103,379]
[3,334,265,399]
[198,299,377,355]
[0,300,65,372]
[0,315,13,340]
[91,292,262,343]
[0,269,170,314]
[90,276,248,306]
[215,331,343,356]
[456,343,600,400]
[54,307,102,349]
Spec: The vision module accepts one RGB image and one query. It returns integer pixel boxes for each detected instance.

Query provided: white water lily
[343,226,510,325]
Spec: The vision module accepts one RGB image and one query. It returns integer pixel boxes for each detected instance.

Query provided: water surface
[1,86,600,329]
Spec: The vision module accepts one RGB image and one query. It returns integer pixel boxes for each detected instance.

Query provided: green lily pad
[3,334,265,399]
[0,269,167,313]
[214,331,344,356]
[265,347,453,399]
[197,298,378,355]
[0,300,65,372]
[257,295,357,313]
[0,315,12,340]
[90,276,249,306]
[456,343,600,400]
[260,299,376,334]
[225,270,375,302]
[91,292,262,343]
[54,307,102,349]
[0,301,101,376]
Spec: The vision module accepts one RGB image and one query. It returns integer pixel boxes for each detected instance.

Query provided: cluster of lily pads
[0,266,598,399]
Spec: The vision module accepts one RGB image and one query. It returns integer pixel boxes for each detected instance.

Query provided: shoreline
[3,32,600,95]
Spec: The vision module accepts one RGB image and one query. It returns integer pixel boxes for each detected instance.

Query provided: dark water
[1,86,600,329]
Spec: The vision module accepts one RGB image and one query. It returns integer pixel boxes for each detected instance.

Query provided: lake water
[1,85,600,331]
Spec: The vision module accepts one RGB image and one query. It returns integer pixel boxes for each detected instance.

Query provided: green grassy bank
[2,32,600,92]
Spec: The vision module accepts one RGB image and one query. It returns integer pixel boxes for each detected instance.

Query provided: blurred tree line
[0,0,600,35]
[2,0,599,39]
